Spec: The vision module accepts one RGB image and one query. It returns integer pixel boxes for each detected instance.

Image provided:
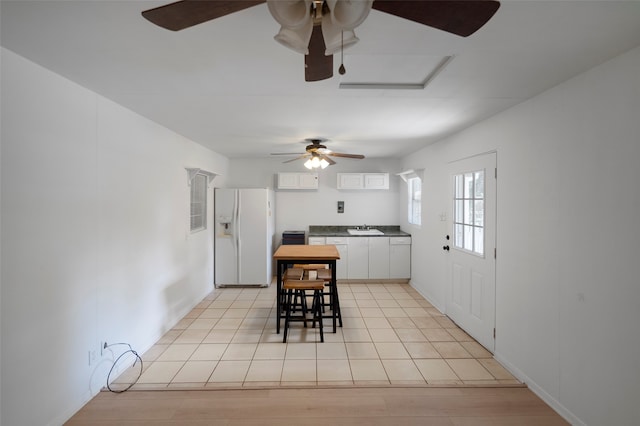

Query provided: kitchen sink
[347,228,384,236]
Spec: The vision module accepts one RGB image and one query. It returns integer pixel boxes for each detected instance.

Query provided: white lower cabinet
[308,235,411,280]
[308,237,325,245]
[347,237,369,279]
[325,237,348,280]
[368,237,390,279]
[389,237,411,279]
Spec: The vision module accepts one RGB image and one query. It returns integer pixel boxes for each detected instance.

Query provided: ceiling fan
[271,138,364,169]
[141,0,501,82]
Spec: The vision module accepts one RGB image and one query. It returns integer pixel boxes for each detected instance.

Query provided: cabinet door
[326,237,348,279]
[299,173,319,189]
[337,173,364,189]
[364,173,389,189]
[368,237,390,279]
[389,244,411,279]
[347,237,369,279]
[278,173,298,189]
[278,173,318,189]
[334,244,348,279]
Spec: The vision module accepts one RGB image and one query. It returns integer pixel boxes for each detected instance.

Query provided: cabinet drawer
[390,237,411,245]
[308,237,326,245]
[326,237,348,244]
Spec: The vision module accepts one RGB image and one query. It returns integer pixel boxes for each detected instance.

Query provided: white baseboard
[493,352,585,426]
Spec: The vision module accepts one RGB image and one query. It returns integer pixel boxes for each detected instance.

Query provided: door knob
[443,245,450,251]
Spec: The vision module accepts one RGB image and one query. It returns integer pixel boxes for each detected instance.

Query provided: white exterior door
[446,152,496,352]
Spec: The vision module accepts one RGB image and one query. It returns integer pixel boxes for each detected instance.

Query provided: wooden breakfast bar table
[273,244,342,334]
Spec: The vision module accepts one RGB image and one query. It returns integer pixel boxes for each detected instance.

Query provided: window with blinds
[190,173,207,232]
[408,176,421,226]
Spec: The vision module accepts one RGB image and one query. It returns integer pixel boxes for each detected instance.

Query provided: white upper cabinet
[337,173,389,190]
[277,172,318,189]
[363,173,389,189]
[337,173,364,189]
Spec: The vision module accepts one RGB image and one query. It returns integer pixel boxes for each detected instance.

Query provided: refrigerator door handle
[234,190,241,283]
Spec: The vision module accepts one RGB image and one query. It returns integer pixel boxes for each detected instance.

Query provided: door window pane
[474,171,484,198]
[474,200,484,226]
[464,200,473,224]
[464,225,474,251]
[453,169,485,256]
[455,200,464,222]
[464,173,474,198]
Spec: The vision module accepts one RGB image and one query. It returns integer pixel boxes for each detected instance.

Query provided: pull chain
[339,30,346,75]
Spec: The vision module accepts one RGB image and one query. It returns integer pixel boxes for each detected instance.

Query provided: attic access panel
[339,54,452,90]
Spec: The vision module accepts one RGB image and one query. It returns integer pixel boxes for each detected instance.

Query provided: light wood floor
[66,386,569,425]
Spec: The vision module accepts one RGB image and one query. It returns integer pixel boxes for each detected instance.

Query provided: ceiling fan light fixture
[325,0,373,30]
[321,19,359,55]
[303,158,314,169]
[274,23,314,55]
[304,154,329,169]
[267,0,313,29]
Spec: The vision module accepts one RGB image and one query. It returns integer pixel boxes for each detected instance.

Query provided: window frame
[190,173,208,233]
[407,176,422,226]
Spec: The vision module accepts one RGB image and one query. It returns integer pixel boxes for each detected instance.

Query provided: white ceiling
[2,1,640,159]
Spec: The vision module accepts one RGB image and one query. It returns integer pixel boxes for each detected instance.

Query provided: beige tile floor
[112,283,519,390]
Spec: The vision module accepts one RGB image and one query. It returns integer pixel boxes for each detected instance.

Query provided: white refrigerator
[214,188,274,287]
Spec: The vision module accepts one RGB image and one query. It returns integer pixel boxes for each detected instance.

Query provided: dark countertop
[308,225,411,238]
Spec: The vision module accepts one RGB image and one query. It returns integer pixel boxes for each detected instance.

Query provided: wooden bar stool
[290,264,324,313]
[292,264,342,328]
[316,268,342,327]
[281,267,304,312]
[282,279,325,343]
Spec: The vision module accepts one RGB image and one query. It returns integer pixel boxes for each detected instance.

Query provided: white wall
[0,48,229,426]
[226,157,403,243]
[401,46,640,425]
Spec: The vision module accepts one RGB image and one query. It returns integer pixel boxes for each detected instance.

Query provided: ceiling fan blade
[372,0,500,37]
[283,154,310,163]
[328,152,365,159]
[142,0,265,31]
[270,152,303,156]
[320,154,337,166]
[305,25,333,82]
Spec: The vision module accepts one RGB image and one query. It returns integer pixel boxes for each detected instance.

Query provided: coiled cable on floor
[105,342,143,393]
